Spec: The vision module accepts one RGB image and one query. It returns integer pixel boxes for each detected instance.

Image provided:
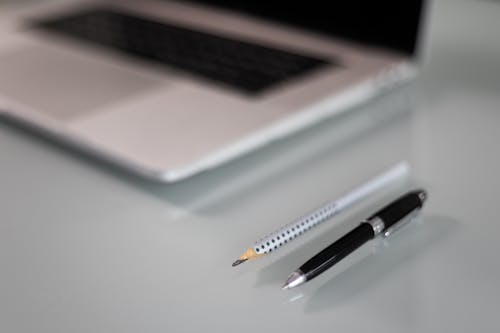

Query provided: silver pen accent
[282,270,307,289]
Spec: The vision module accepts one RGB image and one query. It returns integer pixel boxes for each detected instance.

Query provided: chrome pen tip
[281,270,306,290]
[232,258,247,267]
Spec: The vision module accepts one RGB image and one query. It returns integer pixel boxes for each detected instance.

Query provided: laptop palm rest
[0,44,162,121]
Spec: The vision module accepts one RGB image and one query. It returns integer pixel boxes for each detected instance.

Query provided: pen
[232,162,410,267]
[282,189,427,289]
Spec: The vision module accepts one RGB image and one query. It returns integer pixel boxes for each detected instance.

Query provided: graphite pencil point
[232,248,261,267]
[232,258,247,267]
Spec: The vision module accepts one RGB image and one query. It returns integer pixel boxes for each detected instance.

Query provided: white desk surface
[1,0,500,332]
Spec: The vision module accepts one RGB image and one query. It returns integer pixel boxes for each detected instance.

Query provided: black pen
[282,189,427,289]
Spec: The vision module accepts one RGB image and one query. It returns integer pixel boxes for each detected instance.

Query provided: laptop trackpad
[0,44,163,120]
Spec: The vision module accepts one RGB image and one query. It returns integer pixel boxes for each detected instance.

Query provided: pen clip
[382,208,421,238]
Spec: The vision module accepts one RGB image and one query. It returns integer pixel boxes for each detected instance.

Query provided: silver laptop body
[0,0,426,182]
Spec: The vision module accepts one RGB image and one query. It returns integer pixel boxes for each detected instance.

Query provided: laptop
[0,0,427,182]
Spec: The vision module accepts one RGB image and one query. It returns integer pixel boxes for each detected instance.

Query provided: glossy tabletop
[1,0,500,332]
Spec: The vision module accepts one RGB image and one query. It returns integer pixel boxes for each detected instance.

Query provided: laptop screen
[185,0,426,56]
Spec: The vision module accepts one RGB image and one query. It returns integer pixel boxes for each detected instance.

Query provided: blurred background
[1,0,500,332]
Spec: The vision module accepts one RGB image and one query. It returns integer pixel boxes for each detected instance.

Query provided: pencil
[231,161,410,266]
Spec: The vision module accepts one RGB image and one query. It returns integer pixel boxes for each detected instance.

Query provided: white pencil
[232,161,410,266]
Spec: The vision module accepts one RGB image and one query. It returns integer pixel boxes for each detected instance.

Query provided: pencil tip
[232,258,247,267]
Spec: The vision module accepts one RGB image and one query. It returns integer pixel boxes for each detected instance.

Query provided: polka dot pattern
[250,162,410,256]
[253,202,338,254]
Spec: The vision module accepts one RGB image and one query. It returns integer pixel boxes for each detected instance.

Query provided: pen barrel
[300,223,374,281]
[368,190,425,230]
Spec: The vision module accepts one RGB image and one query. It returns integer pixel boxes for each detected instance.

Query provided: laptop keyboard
[33,8,333,95]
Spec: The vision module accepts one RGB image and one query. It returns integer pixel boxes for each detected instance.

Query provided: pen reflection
[285,292,305,304]
[303,214,457,313]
